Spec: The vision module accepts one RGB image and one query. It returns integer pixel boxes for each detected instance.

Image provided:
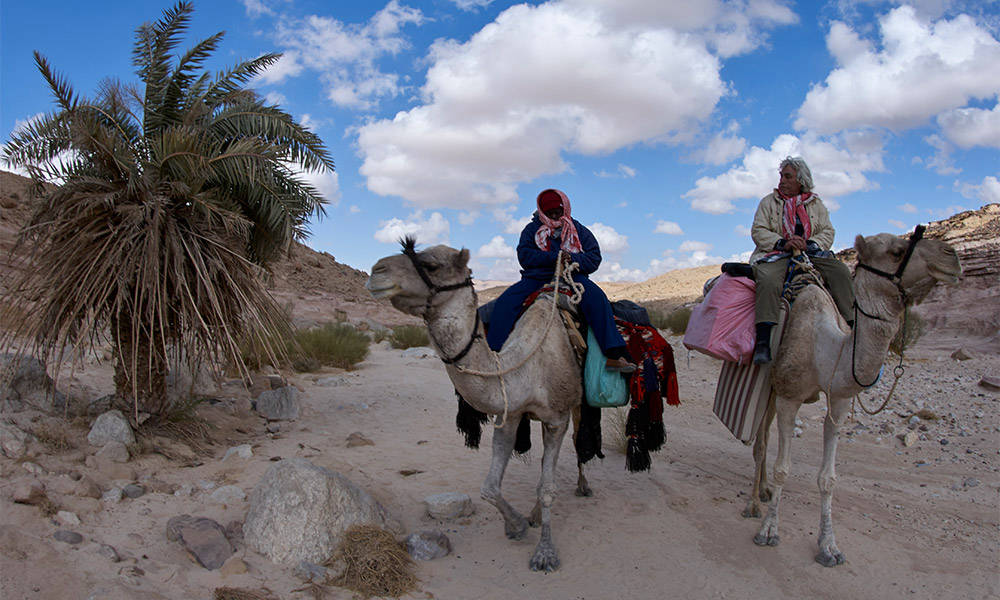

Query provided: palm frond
[33,52,78,111]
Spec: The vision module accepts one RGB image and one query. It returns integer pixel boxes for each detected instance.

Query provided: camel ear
[854,234,867,259]
[456,248,470,268]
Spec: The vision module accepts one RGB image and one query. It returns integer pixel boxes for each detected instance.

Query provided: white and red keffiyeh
[534,188,583,254]
[778,191,813,241]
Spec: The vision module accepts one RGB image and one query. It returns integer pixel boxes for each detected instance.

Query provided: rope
[452,251,582,428]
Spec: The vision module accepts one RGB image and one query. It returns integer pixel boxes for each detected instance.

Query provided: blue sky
[2,0,998,282]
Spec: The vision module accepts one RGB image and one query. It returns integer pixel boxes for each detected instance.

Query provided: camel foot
[528,503,541,528]
[741,502,761,519]
[575,483,593,497]
[753,532,779,546]
[504,514,529,540]
[759,488,772,503]
[815,549,845,567]
[529,543,561,572]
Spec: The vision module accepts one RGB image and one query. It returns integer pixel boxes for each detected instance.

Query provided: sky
[2,0,999,283]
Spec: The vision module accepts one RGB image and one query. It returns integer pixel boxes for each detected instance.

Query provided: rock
[243,458,399,565]
[72,477,102,499]
[96,441,130,463]
[979,376,1000,391]
[97,543,121,562]
[210,485,247,505]
[254,386,300,421]
[143,478,176,495]
[117,565,144,586]
[315,376,348,387]
[12,479,46,505]
[294,560,328,583]
[964,478,981,488]
[87,411,135,447]
[346,432,374,447]
[424,492,474,520]
[266,422,281,434]
[165,515,235,570]
[267,375,285,389]
[219,555,249,577]
[401,347,436,359]
[950,348,977,361]
[0,422,31,458]
[102,487,124,504]
[793,427,803,437]
[56,511,81,526]
[21,461,44,476]
[122,484,145,499]
[54,530,84,544]
[898,430,919,447]
[222,444,253,462]
[907,415,921,428]
[0,354,58,412]
[406,530,452,560]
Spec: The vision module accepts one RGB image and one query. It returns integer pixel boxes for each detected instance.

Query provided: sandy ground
[1,335,997,600]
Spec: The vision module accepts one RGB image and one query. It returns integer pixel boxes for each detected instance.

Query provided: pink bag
[683,274,756,364]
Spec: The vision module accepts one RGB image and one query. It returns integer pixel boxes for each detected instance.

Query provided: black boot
[753,322,774,365]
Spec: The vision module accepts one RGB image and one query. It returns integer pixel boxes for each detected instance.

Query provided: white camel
[743,230,962,566]
[367,239,588,572]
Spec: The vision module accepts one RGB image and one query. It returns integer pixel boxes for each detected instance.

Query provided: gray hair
[779,156,814,193]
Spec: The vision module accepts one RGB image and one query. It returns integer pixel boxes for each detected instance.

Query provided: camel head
[366,236,472,317]
[854,232,962,304]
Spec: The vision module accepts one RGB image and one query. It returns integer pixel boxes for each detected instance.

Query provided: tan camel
[742,231,961,566]
[367,239,588,572]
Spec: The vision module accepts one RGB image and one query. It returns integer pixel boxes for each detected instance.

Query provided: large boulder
[253,386,300,421]
[244,458,399,565]
[166,515,235,570]
[0,354,64,412]
[87,410,135,446]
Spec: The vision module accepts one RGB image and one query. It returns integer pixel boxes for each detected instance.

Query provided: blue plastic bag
[584,328,628,408]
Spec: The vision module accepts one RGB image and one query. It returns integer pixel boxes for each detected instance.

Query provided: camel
[742,230,962,566]
[367,238,588,572]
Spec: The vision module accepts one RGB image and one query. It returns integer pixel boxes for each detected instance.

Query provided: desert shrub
[889,312,925,356]
[331,525,416,599]
[292,323,370,371]
[370,328,391,344]
[389,325,429,349]
[660,306,692,335]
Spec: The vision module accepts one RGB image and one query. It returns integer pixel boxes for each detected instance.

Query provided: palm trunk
[112,313,168,417]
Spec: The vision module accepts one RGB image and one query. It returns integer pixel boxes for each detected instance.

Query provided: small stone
[97,544,121,562]
[54,530,84,545]
[87,410,135,447]
[210,485,247,505]
[72,477,102,499]
[401,347,436,359]
[950,348,977,361]
[346,432,374,448]
[406,530,452,560]
[963,478,981,488]
[56,511,81,526]
[425,492,474,520]
[222,444,253,462]
[294,560,328,583]
[122,484,146,499]
[219,556,249,577]
[898,430,919,447]
[22,462,44,476]
[315,376,348,387]
[254,386,300,421]
[979,376,1000,391]
[907,415,921,428]
[939,438,949,446]
[12,480,46,505]
[266,422,281,434]
[96,441,130,463]
[102,487,123,504]
[0,422,31,459]
[118,565,144,585]
[793,427,803,438]
[165,515,234,570]
[196,480,216,491]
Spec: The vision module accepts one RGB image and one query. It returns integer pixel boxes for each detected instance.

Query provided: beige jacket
[750,192,835,263]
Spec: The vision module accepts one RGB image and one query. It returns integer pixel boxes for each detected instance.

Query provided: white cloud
[477,235,514,258]
[596,163,637,178]
[242,0,283,18]
[450,0,493,11]
[679,240,712,253]
[796,7,1000,134]
[358,2,731,208]
[654,220,684,235]
[957,175,1000,204]
[898,202,918,213]
[923,133,961,175]
[266,2,426,109]
[501,212,533,235]
[888,218,909,230]
[688,121,747,165]
[937,100,1000,148]
[683,132,885,213]
[734,224,751,236]
[588,222,629,254]
[457,210,480,225]
[374,212,450,244]
[263,91,288,106]
[349,205,361,213]
[299,168,341,205]
[474,257,521,281]
[596,261,647,282]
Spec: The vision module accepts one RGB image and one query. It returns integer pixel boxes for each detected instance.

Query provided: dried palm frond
[331,525,417,599]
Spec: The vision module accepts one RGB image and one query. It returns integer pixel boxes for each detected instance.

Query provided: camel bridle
[850,224,925,390]
[400,241,480,365]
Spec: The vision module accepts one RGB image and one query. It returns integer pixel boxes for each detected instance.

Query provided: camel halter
[400,238,479,365]
[848,224,925,412]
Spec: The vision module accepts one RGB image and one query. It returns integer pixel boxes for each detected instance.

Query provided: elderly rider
[750,156,855,364]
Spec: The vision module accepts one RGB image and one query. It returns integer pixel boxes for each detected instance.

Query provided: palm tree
[1,1,334,417]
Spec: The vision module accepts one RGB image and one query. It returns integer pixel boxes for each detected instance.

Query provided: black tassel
[646,421,665,453]
[455,393,488,449]
[626,436,651,472]
[575,396,604,464]
[514,414,532,455]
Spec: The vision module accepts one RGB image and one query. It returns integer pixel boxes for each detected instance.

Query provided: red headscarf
[534,189,582,254]
[776,190,813,241]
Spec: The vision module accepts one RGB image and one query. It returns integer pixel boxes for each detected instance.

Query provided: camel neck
[845,270,905,391]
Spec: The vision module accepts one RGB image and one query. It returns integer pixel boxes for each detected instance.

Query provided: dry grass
[27,421,76,452]
[136,399,214,456]
[36,492,59,518]
[915,408,940,421]
[212,588,277,600]
[331,525,417,599]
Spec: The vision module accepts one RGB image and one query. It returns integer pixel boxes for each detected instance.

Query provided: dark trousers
[486,275,627,353]
[752,255,855,325]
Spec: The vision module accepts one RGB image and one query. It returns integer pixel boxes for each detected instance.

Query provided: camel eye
[889,246,905,258]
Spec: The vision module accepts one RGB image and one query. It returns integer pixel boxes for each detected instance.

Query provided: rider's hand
[787,235,808,252]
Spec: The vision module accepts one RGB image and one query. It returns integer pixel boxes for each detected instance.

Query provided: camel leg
[481,416,529,541]
[816,398,849,567]
[527,415,569,572]
[570,404,592,497]
[754,396,799,547]
[743,398,775,518]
